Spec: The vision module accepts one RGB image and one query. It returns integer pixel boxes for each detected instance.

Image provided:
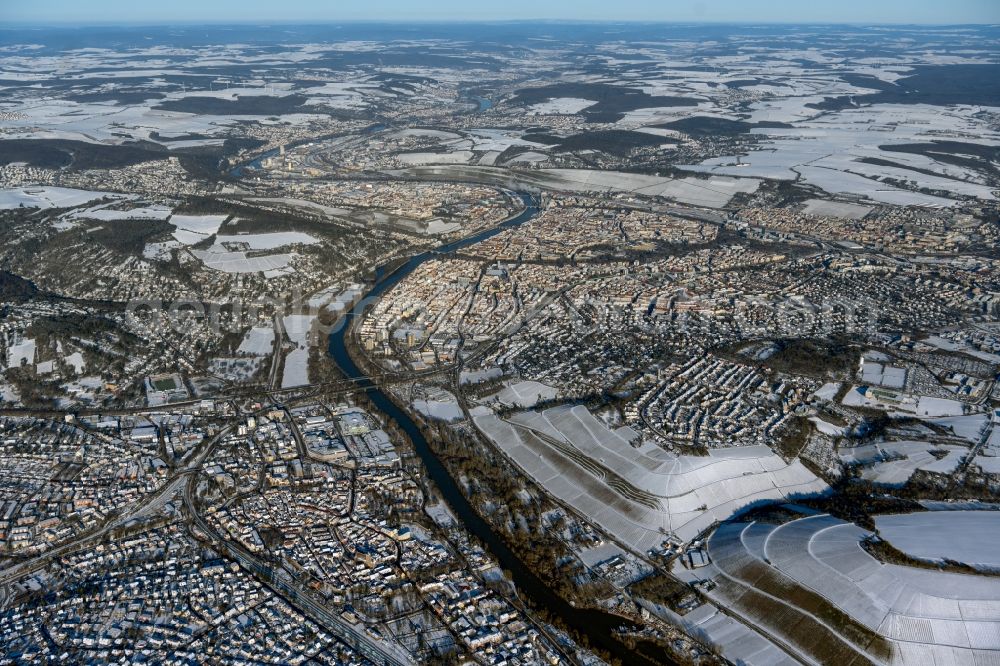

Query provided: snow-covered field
[70,204,172,221]
[191,248,294,274]
[811,382,841,402]
[0,187,122,210]
[534,169,761,208]
[640,599,798,666]
[527,97,596,115]
[181,226,318,274]
[280,349,308,388]
[493,380,557,408]
[915,396,967,417]
[397,151,474,165]
[840,440,965,485]
[795,165,957,207]
[460,367,502,385]
[474,404,826,550]
[215,231,318,250]
[678,103,999,207]
[876,511,1000,570]
[801,198,872,219]
[932,414,989,442]
[170,213,227,244]
[422,219,462,235]
[689,513,1000,665]
[412,397,464,422]
[5,339,36,369]
[142,240,183,261]
[810,416,845,436]
[237,327,275,356]
[64,352,86,374]
[280,314,315,388]
[466,129,545,152]
[0,71,405,145]
[504,151,548,165]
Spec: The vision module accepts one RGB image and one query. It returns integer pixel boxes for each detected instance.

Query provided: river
[327,193,674,665]
[471,96,493,112]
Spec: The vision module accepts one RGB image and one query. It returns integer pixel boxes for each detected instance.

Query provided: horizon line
[3,19,999,29]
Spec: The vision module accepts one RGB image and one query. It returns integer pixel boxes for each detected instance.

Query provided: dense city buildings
[1,17,999,666]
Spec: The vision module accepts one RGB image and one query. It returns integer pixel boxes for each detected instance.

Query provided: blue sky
[2,0,998,25]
